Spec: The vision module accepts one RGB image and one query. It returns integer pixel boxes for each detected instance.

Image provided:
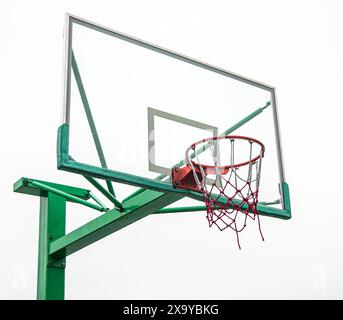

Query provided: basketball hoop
[172,135,265,249]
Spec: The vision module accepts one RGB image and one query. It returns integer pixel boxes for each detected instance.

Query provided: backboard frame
[58,13,291,219]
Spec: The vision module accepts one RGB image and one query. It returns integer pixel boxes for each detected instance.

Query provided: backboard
[58,14,291,219]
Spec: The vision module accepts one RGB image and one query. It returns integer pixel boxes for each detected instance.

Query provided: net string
[188,137,264,249]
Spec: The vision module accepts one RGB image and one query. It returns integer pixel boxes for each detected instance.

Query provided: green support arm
[14,177,91,200]
[29,180,108,212]
[49,190,183,259]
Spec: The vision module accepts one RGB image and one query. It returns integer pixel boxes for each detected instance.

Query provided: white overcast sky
[1,0,343,299]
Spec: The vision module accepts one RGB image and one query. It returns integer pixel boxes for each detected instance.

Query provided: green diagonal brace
[49,190,183,259]
[71,50,115,197]
[69,156,123,210]
[84,175,123,210]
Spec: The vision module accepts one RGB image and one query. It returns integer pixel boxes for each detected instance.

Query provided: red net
[186,135,265,249]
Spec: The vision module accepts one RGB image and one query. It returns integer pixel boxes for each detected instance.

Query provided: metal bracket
[47,258,66,269]
[48,235,66,268]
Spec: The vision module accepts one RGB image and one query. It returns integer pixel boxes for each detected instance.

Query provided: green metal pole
[37,193,66,300]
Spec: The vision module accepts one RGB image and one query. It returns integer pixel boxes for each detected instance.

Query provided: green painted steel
[83,175,123,210]
[155,205,208,214]
[71,51,115,197]
[30,180,107,212]
[154,202,291,219]
[57,123,70,168]
[256,205,290,219]
[37,193,66,300]
[122,187,147,203]
[13,177,90,200]
[221,101,271,136]
[50,190,183,259]
[88,191,109,211]
[281,182,291,216]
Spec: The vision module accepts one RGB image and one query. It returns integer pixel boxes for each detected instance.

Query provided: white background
[1,0,342,299]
